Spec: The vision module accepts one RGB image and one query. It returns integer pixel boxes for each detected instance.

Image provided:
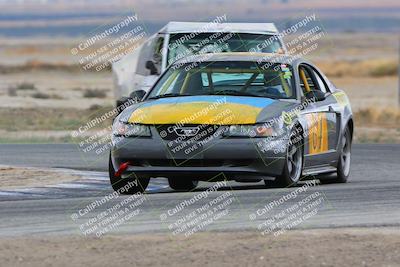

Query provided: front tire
[168,178,198,191]
[109,155,149,194]
[266,130,303,187]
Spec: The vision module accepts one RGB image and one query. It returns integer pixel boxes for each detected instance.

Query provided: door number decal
[307,113,328,154]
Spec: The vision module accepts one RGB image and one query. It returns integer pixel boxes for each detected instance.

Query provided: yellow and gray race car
[109,53,353,193]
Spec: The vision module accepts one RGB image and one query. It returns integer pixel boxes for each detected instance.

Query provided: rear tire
[320,127,351,184]
[109,154,149,194]
[168,178,198,191]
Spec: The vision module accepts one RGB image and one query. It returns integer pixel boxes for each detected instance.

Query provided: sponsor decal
[332,91,349,107]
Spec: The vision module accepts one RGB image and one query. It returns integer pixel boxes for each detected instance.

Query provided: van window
[152,37,164,70]
[136,35,164,76]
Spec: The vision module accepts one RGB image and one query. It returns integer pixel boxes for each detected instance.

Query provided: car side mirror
[305,90,326,102]
[130,89,146,102]
[145,60,159,75]
[115,90,146,114]
[116,97,133,114]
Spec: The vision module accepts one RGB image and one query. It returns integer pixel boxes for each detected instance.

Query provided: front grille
[155,124,223,141]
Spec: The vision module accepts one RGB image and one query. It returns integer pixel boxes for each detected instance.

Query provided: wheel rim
[341,130,351,176]
[287,140,302,182]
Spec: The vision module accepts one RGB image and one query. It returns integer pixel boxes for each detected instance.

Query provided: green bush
[369,63,397,77]
[83,89,107,98]
[31,92,50,99]
[16,82,36,90]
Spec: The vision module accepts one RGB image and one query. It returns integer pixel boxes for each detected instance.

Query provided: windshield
[147,61,296,99]
[167,33,283,65]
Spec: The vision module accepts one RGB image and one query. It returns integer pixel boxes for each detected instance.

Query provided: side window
[152,36,164,70]
[311,68,329,93]
[298,66,316,94]
[201,73,209,87]
[136,35,164,76]
[136,41,153,76]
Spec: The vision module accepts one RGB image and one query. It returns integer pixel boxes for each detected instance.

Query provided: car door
[298,64,340,170]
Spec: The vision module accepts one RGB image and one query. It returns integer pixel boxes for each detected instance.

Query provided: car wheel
[267,130,303,187]
[320,127,351,184]
[168,178,198,191]
[109,154,149,194]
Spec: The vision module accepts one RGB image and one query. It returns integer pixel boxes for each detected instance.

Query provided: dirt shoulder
[0,228,399,267]
[0,166,82,189]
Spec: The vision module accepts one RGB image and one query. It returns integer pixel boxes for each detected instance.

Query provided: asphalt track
[0,144,399,237]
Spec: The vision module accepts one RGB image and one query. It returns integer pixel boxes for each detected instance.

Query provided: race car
[109,53,353,193]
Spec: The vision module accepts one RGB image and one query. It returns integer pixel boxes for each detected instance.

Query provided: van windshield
[167,33,283,65]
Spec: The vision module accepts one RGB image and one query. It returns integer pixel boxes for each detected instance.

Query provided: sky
[0,0,399,36]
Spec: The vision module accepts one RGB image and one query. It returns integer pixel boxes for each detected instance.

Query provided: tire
[320,127,352,184]
[266,129,303,188]
[168,178,198,191]
[109,154,149,194]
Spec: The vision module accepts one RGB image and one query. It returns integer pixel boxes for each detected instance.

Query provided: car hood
[125,95,298,125]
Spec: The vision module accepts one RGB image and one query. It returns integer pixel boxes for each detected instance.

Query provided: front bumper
[111,126,288,179]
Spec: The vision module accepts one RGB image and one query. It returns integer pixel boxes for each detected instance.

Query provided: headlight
[112,121,151,137]
[224,122,283,138]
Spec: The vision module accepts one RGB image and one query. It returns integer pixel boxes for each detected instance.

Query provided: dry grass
[0,107,113,132]
[317,59,398,78]
[0,166,82,189]
[0,60,110,74]
[6,82,65,99]
[354,107,400,127]
[353,107,400,143]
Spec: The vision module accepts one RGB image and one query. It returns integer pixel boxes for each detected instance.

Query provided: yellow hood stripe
[128,102,262,125]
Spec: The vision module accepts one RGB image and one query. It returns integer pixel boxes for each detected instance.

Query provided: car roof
[159,22,279,34]
[172,52,303,66]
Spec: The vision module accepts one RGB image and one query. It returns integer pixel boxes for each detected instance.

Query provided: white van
[112,21,285,106]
